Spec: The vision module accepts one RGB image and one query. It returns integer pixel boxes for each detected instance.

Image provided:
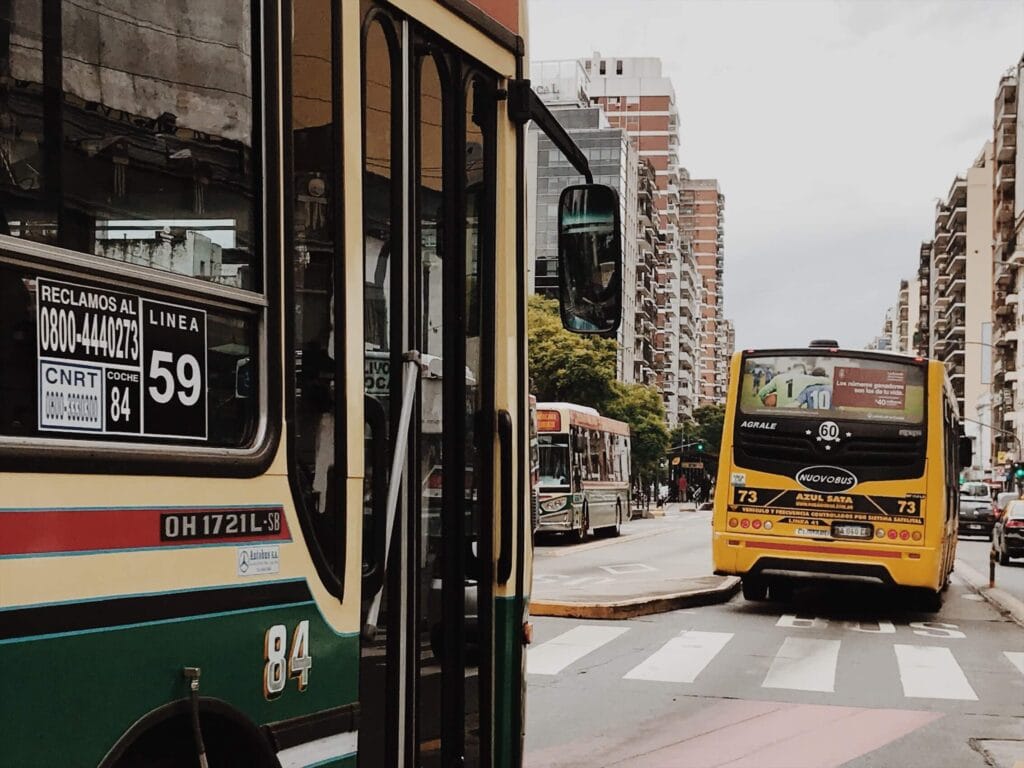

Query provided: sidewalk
[530,503,739,619]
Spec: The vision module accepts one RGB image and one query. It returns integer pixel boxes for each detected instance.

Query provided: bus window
[2,1,260,290]
[291,0,341,577]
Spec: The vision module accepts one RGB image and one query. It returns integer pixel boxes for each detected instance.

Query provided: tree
[692,405,726,455]
[604,381,669,484]
[527,295,617,407]
[527,295,668,483]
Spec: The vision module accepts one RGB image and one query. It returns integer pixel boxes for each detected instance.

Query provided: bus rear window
[739,354,925,425]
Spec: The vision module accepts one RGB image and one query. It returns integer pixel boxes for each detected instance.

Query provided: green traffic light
[697,443,704,452]
[1015,466,1024,480]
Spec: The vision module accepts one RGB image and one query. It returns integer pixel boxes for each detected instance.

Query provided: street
[526,513,1024,768]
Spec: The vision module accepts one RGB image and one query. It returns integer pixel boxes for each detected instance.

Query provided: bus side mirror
[558,184,621,336]
[958,436,973,469]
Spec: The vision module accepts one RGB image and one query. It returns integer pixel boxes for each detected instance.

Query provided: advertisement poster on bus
[738,354,924,424]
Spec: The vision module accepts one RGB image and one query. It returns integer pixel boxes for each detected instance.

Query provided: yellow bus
[712,343,971,610]
[535,403,631,541]
[0,2,624,766]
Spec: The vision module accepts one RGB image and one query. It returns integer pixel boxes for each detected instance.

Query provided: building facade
[582,53,697,421]
[680,176,727,405]
[526,99,639,383]
[991,62,1022,465]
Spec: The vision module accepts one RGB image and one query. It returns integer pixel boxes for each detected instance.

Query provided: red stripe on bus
[751,541,903,559]
[0,507,289,556]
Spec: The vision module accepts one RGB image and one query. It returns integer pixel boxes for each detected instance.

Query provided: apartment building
[526,97,639,383]
[582,53,697,421]
[925,145,994,448]
[991,61,1022,462]
[680,175,728,405]
[914,242,932,356]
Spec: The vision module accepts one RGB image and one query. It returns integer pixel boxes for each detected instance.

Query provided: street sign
[681,461,704,469]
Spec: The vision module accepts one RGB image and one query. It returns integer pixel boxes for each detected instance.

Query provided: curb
[530,576,740,620]
[955,559,1024,629]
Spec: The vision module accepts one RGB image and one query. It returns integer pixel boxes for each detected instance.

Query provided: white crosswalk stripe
[1005,651,1024,676]
[623,630,733,683]
[894,644,978,700]
[529,621,1016,707]
[527,626,629,675]
[762,637,841,692]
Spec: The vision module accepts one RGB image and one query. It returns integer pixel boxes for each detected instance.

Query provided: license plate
[833,523,872,539]
[969,524,983,530]
[795,527,828,537]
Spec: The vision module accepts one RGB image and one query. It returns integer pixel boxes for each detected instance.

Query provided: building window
[599,60,606,75]
[616,60,623,75]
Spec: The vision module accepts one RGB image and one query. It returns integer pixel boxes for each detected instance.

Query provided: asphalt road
[532,507,714,602]
[958,536,1024,605]
[526,534,1024,768]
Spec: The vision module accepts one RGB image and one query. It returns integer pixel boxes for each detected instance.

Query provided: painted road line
[762,637,841,693]
[894,644,978,700]
[526,625,629,675]
[623,630,733,683]
[1006,651,1024,676]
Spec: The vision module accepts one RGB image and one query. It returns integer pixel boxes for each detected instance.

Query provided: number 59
[148,350,202,406]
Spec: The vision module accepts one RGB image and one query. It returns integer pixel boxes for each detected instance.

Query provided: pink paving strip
[625,700,944,768]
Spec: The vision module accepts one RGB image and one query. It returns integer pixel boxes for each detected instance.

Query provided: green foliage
[670,404,727,456]
[604,381,670,483]
[527,296,617,407]
[527,295,668,482]
[691,404,726,455]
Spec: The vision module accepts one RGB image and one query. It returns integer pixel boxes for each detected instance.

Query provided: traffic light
[1014,463,1024,481]
[696,442,704,452]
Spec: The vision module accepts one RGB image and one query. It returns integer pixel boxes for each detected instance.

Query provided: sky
[528,0,1024,350]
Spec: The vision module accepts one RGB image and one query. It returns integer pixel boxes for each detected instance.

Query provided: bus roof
[536,402,630,436]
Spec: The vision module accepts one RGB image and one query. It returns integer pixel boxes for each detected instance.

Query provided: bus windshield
[538,434,571,488]
[739,354,926,424]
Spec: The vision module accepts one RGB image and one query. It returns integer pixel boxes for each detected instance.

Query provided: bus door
[360,8,496,767]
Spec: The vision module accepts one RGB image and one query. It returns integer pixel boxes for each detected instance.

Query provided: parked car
[994,499,1024,565]
[994,491,1019,521]
[958,481,995,539]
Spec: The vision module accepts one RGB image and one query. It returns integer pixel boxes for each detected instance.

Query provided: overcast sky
[529,0,1024,349]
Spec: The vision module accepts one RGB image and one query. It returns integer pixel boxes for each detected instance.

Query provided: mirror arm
[508,79,593,183]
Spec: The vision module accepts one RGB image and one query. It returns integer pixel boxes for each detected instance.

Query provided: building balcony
[995,292,1018,317]
[996,260,1016,288]
[996,162,1016,192]
[996,124,1017,162]
[946,231,966,255]
[999,329,1019,348]
[997,200,1015,224]
[943,276,966,298]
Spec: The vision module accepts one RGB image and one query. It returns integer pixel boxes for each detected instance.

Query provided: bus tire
[917,588,943,612]
[741,577,767,601]
[597,501,623,538]
[768,579,793,602]
[571,506,589,544]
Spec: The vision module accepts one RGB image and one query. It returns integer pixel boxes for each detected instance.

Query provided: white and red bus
[535,403,631,540]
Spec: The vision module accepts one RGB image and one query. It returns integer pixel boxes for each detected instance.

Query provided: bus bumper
[712,534,942,590]
[536,510,573,533]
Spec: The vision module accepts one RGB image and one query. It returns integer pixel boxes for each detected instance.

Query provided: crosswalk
[527,623,1024,705]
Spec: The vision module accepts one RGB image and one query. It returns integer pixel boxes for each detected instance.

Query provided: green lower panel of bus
[2,586,358,767]
[494,594,525,768]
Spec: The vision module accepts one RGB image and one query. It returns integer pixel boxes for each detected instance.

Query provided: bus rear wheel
[915,587,943,612]
[571,506,589,544]
[597,501,622,538]
[741,577,767,601]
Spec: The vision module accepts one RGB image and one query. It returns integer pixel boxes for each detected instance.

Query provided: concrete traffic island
[530,503,738,619]
[530,575,740,619]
